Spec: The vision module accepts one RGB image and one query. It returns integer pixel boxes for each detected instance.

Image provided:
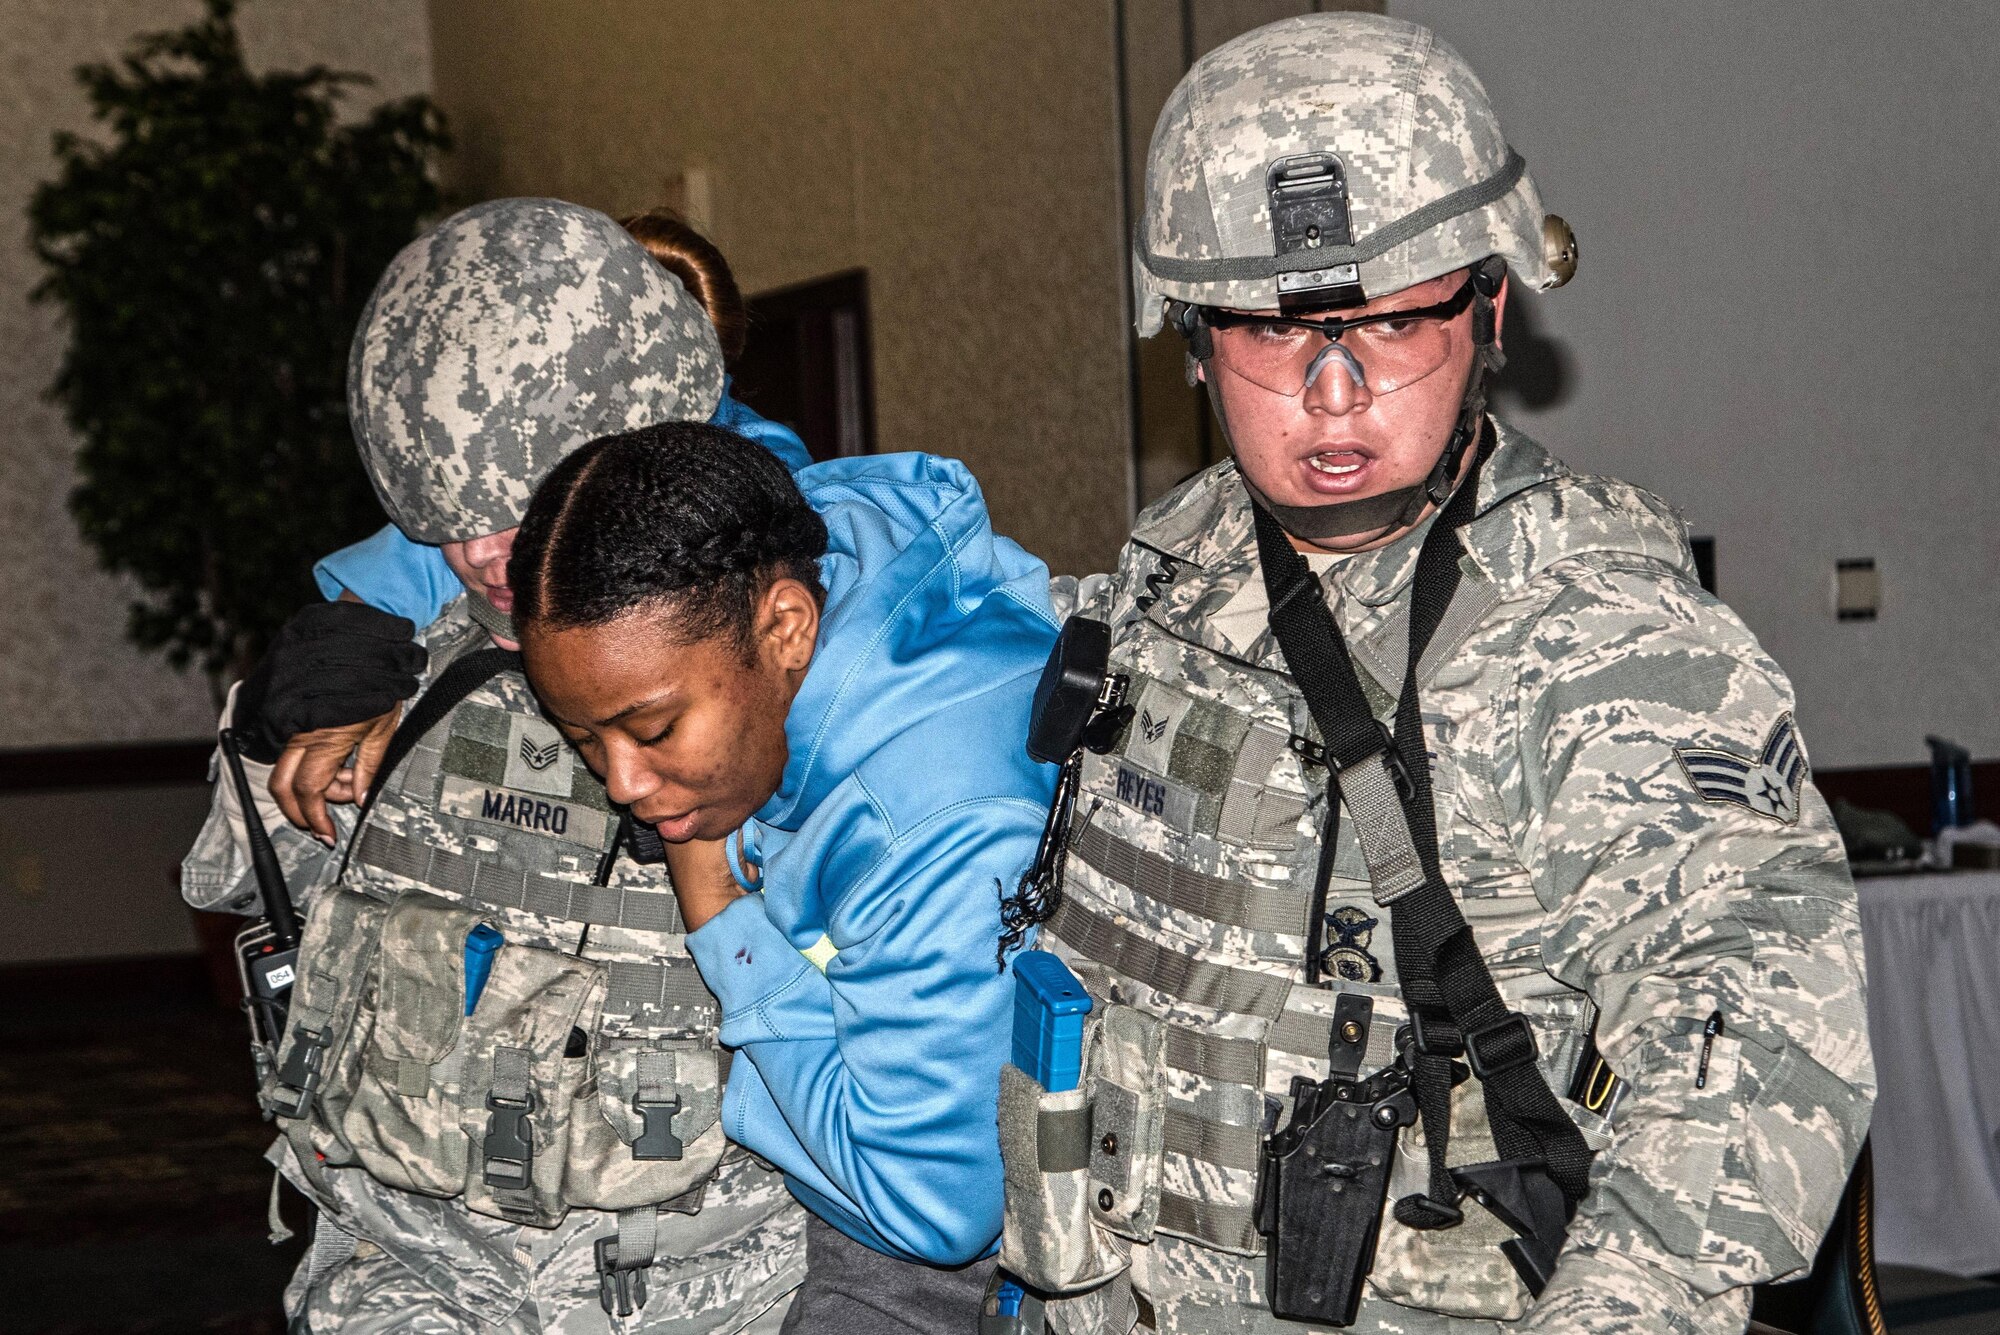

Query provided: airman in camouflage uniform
[998,16,1872,1334]
[181,198,804,1333]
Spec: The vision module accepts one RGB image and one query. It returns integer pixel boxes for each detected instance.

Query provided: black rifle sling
[1250,451,1594,1225]
[335,645,521,882]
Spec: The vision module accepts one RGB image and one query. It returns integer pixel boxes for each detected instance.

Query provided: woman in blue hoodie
[505,422,1059,1328]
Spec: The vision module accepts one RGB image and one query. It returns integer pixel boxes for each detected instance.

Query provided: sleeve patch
[1674,713,1808,824]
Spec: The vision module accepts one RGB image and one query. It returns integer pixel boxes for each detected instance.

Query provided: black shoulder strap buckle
[1369,721,1417,803]
[1463,1013,1540,1081]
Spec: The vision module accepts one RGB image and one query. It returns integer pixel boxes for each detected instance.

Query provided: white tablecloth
[1858,870,2000,1275]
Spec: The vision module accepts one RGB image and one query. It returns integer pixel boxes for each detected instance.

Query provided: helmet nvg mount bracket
[1269,153,1367,313]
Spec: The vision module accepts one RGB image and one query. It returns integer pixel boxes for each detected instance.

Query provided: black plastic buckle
[594,1236,649,1318]
[1323,722,1416,804]
[1371,723,1417,803]
[270,1025,329,1119]
[1451,1157,1570,1296]
[1407,1008,1463,1060]
[632,1093,683,1161]
[482,1089,535,1190]
[1463,1014,1540,1081]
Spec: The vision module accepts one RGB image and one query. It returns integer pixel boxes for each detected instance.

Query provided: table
[1858,869,2000,1276]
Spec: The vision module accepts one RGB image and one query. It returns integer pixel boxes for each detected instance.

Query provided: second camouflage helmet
[348,197,725,543]
[1134,13,1574,336]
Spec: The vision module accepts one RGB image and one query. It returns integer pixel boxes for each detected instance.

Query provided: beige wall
[429,0,1135,577]
[0,0,431,750]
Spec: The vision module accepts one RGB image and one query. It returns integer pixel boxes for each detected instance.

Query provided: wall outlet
[1835,558,1879,622]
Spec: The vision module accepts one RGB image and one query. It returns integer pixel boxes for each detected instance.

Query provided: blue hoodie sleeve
[318,390,809,617]
[312,525,461,626]
[687,791,1046,1264]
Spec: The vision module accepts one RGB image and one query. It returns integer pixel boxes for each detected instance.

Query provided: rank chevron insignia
[518,735,563,772]
[1139,709,1171,744]
[1675,713,1808,824]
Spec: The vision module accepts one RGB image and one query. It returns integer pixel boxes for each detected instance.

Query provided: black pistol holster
[1256,997,1420,1326]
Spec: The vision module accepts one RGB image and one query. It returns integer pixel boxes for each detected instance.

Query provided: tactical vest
[263,621,729,1230]
[1000,556,1615,1326]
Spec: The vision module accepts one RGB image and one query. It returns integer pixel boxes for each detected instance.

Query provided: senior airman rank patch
[1675,713,1807,824]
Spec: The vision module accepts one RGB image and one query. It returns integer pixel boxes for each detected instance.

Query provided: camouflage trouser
[292,1241,795,1334]
[281,1151,806,1334]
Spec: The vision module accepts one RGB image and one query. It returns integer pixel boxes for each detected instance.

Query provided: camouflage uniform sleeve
[180,693,351,915]
[1047,572,1115,623]
[1503,562,1874,1333]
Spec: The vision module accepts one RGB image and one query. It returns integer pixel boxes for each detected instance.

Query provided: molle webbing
[1217,726,1307,848]
[1157,1193,1260,1254]
[1071,822,1311,936]
[1050,895,1425,1254]
[1163,1106,1260,1173]
[1050,898,1287,1018]
[605,959,718,1033]
[1052,898,1390,1067]
[355,826,684,932]
[1163,1026,1264,1089]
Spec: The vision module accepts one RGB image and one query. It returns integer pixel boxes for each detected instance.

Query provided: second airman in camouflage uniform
[181,198,805,1333]
[998,15,1872,1334]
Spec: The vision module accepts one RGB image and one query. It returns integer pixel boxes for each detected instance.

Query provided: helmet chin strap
[1194,257,1508,547]
[464,587,518,644]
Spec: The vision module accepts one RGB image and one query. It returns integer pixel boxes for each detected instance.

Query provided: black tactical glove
[232,602,428,762]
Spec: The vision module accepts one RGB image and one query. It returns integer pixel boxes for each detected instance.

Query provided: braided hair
[510,421,827,651]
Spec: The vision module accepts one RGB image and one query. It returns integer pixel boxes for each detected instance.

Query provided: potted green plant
[30,0,449,693]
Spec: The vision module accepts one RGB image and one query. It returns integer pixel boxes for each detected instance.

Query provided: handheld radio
[218,728,304,1090]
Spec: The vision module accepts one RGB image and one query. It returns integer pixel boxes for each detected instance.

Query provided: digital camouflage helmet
[1135,12,1573,332]
[348,197,725,545]
[1138,14,1577,538]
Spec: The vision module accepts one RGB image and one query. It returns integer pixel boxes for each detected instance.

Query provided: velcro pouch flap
[372,896,481,1075]
[1086,1004,1167,1241]
[593,1040,722,1150]
[999,1060,1132,1294]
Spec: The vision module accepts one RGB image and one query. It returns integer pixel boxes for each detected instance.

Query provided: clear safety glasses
[1200,273,1476,397]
